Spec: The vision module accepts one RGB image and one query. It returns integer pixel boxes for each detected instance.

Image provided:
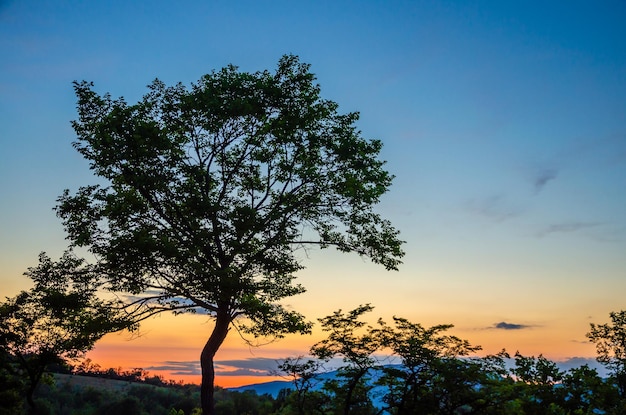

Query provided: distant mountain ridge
[228,358,609,399]
[228,367,343,398]
[229,365,394,411]
[229,379,293,397]
[229,365,388,396]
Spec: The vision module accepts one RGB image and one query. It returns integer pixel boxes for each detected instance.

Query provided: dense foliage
[2,308,625,414]
[57,54,404,414]
[0,252,133,413]
[273,306,626,415]
[30,374,276,415]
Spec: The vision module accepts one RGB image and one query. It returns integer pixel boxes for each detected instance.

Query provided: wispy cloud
[145,358,280,377]
[569,339,592,344]
[215,357,278,376]
[555,357,608,377]
[216,368,272,376]
[465,194,523,222]
[491,322,531,330]
[536,221,603,238]
[146,361,201,376]
[532,168,558,194]
[215,358,281,374]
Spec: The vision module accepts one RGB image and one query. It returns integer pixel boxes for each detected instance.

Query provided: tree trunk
[25,365,43,414]
[26,387,38,415]
[343,368,368,415]
[200,311,231,415]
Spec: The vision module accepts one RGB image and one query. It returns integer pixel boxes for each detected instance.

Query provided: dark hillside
[52,373,146,393]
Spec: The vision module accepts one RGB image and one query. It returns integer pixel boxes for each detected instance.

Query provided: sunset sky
[1,1,625,388]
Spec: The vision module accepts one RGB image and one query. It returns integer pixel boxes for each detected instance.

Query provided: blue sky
[1,0,625,384]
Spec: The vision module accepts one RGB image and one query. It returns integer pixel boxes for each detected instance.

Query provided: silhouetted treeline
[4,307,626,414]
[68,358,175,386]
[7,356,626,415]
[267,306,626,414]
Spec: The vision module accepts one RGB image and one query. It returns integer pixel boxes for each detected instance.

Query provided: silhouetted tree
[508,352,566,414]
[57,54,404,415]
[276,357,327,415]
[311,305,381,415]
[0,348,24,415]
[0,252,132,413]
[588,310,626,398]
[561,364,620,414]
[376,317,481,414]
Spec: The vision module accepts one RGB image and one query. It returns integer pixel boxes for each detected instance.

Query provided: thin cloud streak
[533,168,558,194]
[215,368,271,377]
[492,322,531,330]
[536,222,603,238]
[147,358,282,377]
[146,361,201,376]
[466,194,524,223]
[216,358,281,372]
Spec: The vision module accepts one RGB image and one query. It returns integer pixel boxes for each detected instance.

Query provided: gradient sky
[1,1,625,387]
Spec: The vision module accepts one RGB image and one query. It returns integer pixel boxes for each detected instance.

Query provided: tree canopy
[0,251,132,412]
[588,310,626,397]
[57,54,404,414]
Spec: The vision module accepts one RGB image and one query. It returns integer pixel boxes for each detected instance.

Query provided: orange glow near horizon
[84,341,290,388]
[2,0,626,400]
[83,313,320,388]
[80,307,601,389]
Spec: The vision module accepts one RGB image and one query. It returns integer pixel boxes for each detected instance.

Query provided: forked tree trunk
[200,311,231,415]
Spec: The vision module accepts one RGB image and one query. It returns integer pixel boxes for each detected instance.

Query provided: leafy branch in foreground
[588,310,626,398]
[0,251,134,412]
